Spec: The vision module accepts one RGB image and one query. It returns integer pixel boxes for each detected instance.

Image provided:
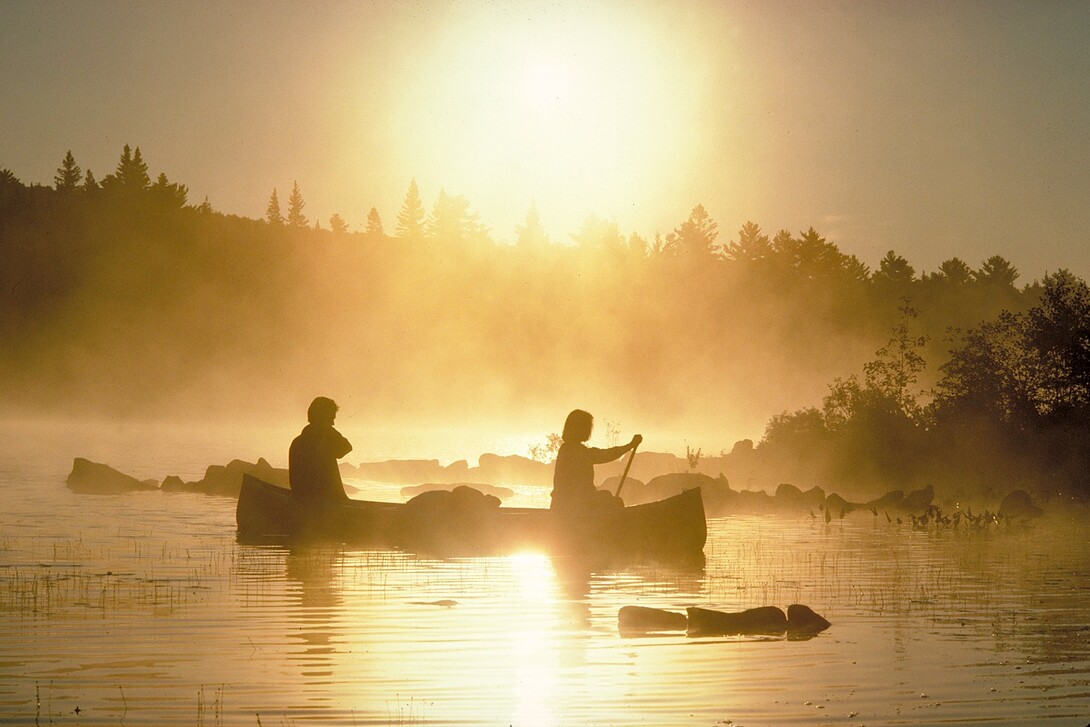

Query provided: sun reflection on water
[507,551,560,726]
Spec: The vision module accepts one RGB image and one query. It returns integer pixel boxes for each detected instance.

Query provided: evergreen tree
[571,214,624,250]
[329,213,349,234]
[515,201,549,248]
[664,204,719,257]
[82,168,98,191]
[287,180,307,227]
[874,250,915,286]
[150,172,188,208]
[266,188,284,226]
[395,178,426,242]
[975,255,1019,289]
[936,258,974,286]
[724,221,771,263]
[365,207,384,237]
[103,144,150,191]
[53,150,82,192]
[427,189,487,245]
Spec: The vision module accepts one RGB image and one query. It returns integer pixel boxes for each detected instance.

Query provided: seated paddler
[289,396,353,505]
[551,409,641,518]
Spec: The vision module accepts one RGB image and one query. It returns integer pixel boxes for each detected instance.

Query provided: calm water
[2,422,1089,726]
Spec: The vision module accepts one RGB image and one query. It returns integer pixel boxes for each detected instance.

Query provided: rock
[824,492,861,518]
[786,604,831,635]
[865,490,904,512]
[900,484,935,513]
[160,475,186,491]
[405,485,501,513]
[645,472,719,500]
[774,482,805,507]
[998,489,1043,520]
[471,453,551,486]
[686,606,788,636]
[66,458,159,494]
[601,475,645,501]
[401,482,515,500]
[162,458,288,497]
[618,606,688,633]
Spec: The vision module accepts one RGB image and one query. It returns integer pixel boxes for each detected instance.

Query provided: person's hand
[630,434,643,449]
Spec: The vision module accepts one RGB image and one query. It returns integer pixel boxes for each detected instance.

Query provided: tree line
[3,145,1088,501]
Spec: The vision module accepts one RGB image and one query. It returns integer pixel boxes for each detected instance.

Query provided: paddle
[614,440,639,498]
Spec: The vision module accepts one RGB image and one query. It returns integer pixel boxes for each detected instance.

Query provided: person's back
[289,397,352,504]
[550,409,639,517]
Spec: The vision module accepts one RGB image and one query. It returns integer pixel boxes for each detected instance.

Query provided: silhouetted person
[551,409,641,517]
[289,397,352,504]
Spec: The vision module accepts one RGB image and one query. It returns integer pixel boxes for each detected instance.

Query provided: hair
[562,409,593,443]
[307,396,339,424]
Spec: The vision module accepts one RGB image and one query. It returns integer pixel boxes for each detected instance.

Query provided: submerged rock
[687,605,789,636]
[617,605,688,633]
[685,604,831,637]
[786,604,831,635]
[66,458,159,494]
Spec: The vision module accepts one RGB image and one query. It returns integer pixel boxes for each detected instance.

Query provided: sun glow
[386,3,704,238]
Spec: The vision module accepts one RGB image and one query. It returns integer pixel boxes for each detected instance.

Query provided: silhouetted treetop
[516,201,549,249]
[571,214,624,250]
[365,207,384,237]
[54,150,81,192]
[287,181,307,228]
[976,255,1019,289]
[329,213,348,234]
[663,204,719,257]
[266,188,284,226]
[724,221,771,263]
[102,144,150,192]
[395,178,426,243]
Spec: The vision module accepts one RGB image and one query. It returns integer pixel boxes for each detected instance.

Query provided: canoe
[236,474,707,557]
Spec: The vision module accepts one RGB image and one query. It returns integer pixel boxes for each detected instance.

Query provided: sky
[2,0,1090,281]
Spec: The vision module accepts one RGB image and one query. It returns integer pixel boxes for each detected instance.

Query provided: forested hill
[6,148,1090,501]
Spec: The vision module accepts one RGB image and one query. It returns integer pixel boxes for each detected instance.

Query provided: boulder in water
[617,606,688,634]
[786,604,831,635]
[687,605,789,636]
[998,489,1043,520]
[66,458,158,494]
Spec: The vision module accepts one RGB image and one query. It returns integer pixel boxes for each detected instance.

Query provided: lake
[2,421,1088,725]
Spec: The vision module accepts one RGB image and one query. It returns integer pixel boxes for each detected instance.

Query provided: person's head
[307,396,339,426]
[562,409,593,443]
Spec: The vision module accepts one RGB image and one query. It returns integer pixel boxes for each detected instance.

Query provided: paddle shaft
[614,443,639,498]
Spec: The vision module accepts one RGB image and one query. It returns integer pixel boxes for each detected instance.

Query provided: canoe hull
[236,474,706,557]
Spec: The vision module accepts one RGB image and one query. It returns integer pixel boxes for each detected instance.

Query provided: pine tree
[112,143,151,190]
[287,180,307,227]
[82,168,98,191]
[150,172,188,208]
[395,178,426,242]
[54,150,82,192]
[266,188,284,226]
[665,204,719,257]
[329,213,349,234]
[515,201,549,248]
[365,207,384,237]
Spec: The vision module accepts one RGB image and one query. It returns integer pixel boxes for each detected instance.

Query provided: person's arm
[587,435,641,464]
[330,427,353,458]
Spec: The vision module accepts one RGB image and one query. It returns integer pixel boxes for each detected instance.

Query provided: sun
[385,3,704,239]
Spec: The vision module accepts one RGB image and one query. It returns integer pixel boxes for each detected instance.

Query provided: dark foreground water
[1,422,1089,726]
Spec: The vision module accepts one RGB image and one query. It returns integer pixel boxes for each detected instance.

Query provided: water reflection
[285,547,342,687]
